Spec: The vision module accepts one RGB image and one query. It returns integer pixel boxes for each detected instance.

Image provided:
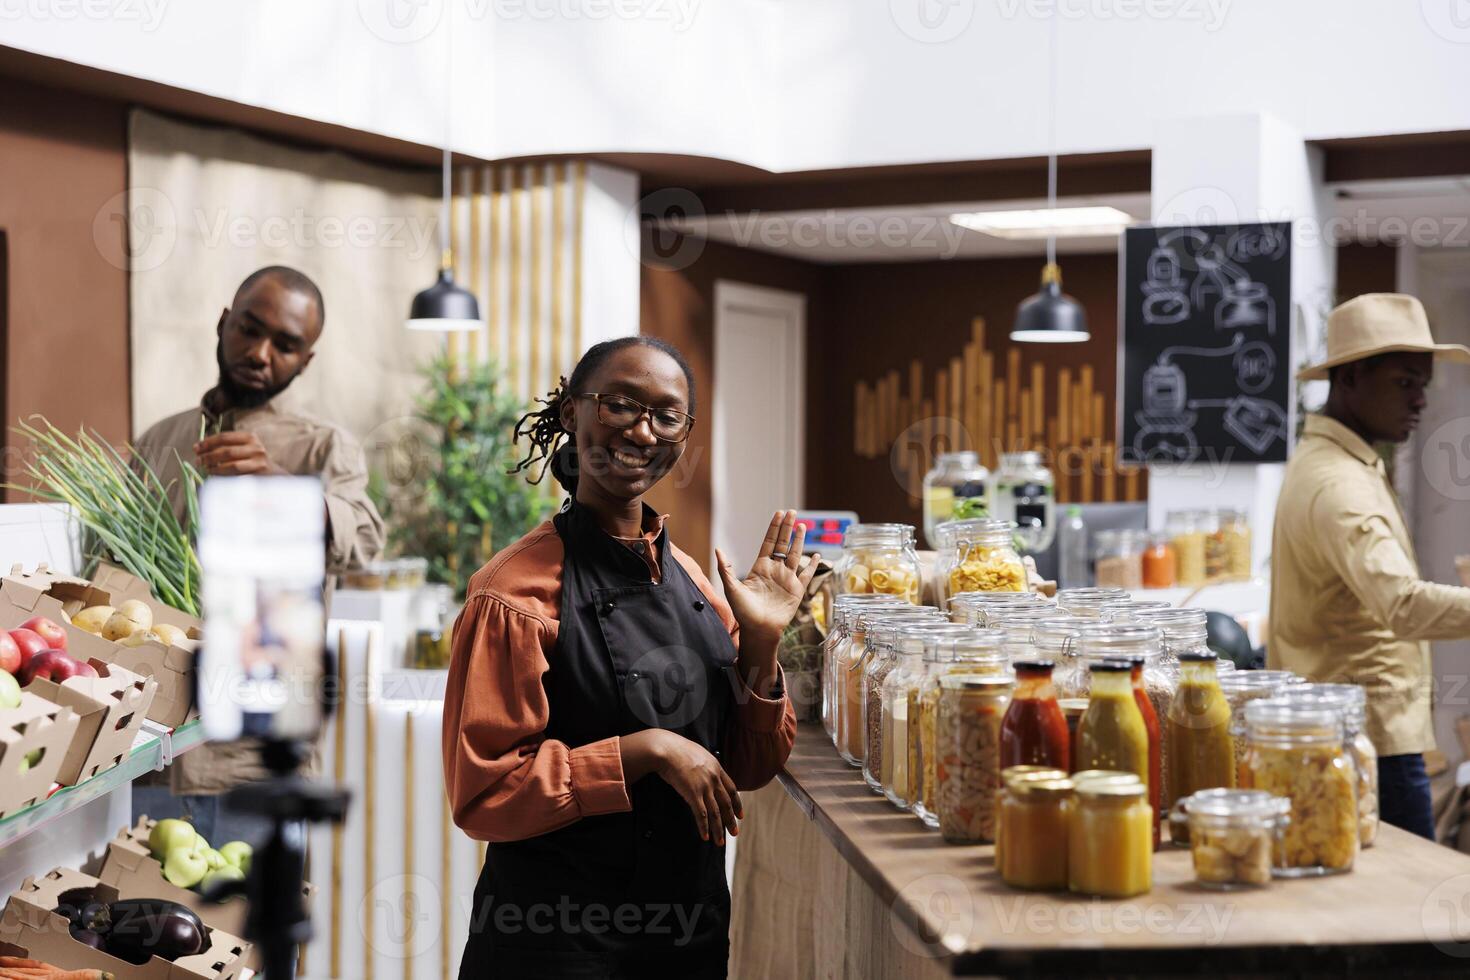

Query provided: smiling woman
[444,336,814,978]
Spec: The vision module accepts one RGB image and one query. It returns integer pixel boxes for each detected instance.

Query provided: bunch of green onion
[7,416,202,616]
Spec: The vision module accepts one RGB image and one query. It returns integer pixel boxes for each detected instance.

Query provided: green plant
[6,416,203,615]
[372,356,554,599]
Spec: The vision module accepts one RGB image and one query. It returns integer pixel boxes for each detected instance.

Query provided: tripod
[206,739,350,979]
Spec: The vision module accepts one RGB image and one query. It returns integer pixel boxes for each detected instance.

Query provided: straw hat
[1297,293,1470,381]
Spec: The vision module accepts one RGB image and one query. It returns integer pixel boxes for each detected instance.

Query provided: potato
[121,629,164,648]
[73,605,115,635]
[152,623,188,647]
[102,610,146,641]
[117,599,154,631]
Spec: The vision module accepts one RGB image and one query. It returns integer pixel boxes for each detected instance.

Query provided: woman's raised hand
[715,509,821,642]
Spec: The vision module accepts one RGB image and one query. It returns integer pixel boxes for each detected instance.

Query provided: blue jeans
[1378,753,1436,841]
[131,785,276,850]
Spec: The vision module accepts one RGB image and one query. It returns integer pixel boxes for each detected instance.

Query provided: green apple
[190,834,211,857]
[203,848,226,870]
[218,841,252,873]
[0,671,20,710]
[18,749,41,773]
[148,819,197,862]
[200,864,245,892]
[163,846,208,889]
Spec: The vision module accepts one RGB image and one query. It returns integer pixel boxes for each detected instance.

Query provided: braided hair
[511,337,697,495]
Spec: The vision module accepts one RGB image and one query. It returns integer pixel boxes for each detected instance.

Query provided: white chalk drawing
[1187,396,1287,455]
[1141,246,1190,325]
[1216,279,1276,336]
[1233,341,1276,394]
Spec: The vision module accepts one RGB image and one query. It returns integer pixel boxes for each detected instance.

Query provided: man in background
[1270,293,1470,840]
[131,265,384,844]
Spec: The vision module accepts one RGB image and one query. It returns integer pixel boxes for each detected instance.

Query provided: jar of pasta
[1217,508,1252,582]
[1168,510,1207,586]
[992,451,1056,554]
[1141,533,1177,589]
[1217,671,1299,790]
[1245,698,1358,876]
[1068,774,1153,897]
[922,451,991,549]
[948,590,1048,626]
[824,595,907,741]
[935,518,1027,603]
[998,770,1073,889]
[1055,587,1130,619]
[935,674,1014,843]
[999,764,1070,881]
[1184,788,1289,889]
[835,523,922,604]
[1280,684,1378,848]
[1093,529,1146,590]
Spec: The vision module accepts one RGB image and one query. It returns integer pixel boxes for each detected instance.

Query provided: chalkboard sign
[1119,222,1291,465]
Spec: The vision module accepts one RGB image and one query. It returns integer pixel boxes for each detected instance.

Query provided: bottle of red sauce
[999,660,1069,771]
[1117,654,1162,848]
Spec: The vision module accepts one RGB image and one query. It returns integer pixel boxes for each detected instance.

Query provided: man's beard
[215,339,298,409]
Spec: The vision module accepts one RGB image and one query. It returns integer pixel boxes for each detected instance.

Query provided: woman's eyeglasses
[577,393,695,443]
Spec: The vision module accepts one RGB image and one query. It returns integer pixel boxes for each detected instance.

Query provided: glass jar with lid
[948,590,1047,626]
[991,451,1057,553]
[1098,598,1173,624]
[410,583,455,669]
[864,622,970,796]
[1001,660,1070,771]
[914,628,1008,827]
[839,607,944,766]
[1068,774,1153,897]
[1167,653,1235,810]
[922,451,991,549]
[998,768,1072,889]
[935,518,1027,603]
[1216,508,1252,582]
[834,523,922,604]
[1141,533,1177,590]
[1200,510,1227,581]
[1245,698,1358,876]
[881,635,928,809]
[1168,510,1208,586]
[1217,670,1301,788]
[1279,683,1378,848]
[1071,625,1173,802]
[858,620,952,799]
[1035,617,1089,698]
[1183,788,1288,889]
[1055,587,1130,619]
[935,674,1014,843]
[1093,530,1147,591]
[988,606,1062,661]
[824,595,906,741]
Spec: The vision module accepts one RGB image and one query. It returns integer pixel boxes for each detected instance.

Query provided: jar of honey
[1068,774,1153,897]
[998,772,1073,890]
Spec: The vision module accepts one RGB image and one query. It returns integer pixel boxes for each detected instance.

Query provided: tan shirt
[132,395,385,795]
[1268,414,1470,756]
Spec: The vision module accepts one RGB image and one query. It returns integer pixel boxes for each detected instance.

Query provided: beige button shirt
[132,394,385,795]
[1268,414,1470,756]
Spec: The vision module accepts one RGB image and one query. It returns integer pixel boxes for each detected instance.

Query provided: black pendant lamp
[1010,10,1089,344]
[407,13,481,333]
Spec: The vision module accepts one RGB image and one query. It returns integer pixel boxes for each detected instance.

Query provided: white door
[712,281,806,573]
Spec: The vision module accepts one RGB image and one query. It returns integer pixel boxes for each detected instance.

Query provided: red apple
[0,632,18,675]
[18,649,95,686]
[19,616,66,651]
[8,629,49,672]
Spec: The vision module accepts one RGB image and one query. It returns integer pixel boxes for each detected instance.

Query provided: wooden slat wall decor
[852,317,1144,503]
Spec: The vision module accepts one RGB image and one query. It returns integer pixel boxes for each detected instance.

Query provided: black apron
[460,502,738,979]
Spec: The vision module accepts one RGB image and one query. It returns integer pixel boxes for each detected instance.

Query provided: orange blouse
[442,517,798,843]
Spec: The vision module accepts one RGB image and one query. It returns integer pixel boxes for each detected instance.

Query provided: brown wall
[0,76,129,496]
[809,254,1121,527]
[640,238,827,565]
[1335,240,1399,302]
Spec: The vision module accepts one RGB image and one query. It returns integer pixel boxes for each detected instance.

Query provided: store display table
[732,724,1470,976]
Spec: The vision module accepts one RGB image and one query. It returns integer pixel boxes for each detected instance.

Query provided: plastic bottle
[1060,505,1089,589]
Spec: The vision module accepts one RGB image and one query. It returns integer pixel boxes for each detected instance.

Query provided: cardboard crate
[0,692,80,818]
[26,659,156,786]
[0,867,246,979]
[1,564,201,728]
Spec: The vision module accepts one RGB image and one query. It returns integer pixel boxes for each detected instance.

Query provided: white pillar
[1147,112,1335,578]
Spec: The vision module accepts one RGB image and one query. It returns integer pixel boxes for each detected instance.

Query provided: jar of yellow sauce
[1068,775,1153,897]
[1166,652,1235,809]
[996,766,1067,869]
[999,774,1073,890]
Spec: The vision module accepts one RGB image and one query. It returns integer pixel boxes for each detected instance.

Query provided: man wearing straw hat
[1270,293,1470,840]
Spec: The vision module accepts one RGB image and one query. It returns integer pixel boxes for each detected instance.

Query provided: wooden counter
[731,724,1470,976]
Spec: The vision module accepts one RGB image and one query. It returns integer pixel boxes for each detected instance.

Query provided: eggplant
[69,926,106,950]
[54,887,105,932]
[95,899,208,963]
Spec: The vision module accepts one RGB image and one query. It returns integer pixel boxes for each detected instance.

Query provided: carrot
[0,956,112,980]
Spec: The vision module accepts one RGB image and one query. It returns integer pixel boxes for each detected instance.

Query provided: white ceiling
[662,178,1470,265]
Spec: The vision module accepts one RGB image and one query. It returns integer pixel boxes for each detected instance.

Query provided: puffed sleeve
[442,592,632,842]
